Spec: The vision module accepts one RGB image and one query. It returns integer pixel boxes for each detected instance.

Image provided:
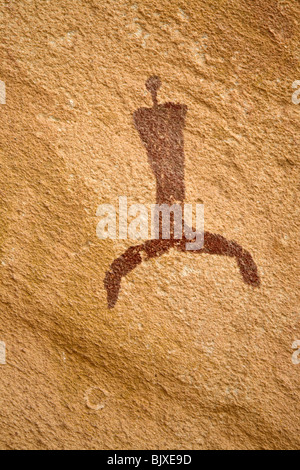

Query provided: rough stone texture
[0,0,299,450]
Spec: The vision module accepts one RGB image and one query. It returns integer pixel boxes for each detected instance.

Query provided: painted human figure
[104,76,260,308]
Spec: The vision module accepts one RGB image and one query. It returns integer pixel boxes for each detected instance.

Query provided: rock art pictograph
[104,76,260,308]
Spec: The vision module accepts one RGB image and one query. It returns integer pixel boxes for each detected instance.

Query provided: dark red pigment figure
[104,76,260,308]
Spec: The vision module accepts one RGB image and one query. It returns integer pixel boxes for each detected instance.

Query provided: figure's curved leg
[104,239,176,309]
[177,231,260,287]
[104,245,143,309]
[105,232,260,308]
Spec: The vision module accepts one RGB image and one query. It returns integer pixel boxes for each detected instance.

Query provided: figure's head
[146,75,161,106]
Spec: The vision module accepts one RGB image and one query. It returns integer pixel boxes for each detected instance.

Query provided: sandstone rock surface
[0,0,299,450]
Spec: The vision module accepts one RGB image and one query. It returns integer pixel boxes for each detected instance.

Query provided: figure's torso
[134,102,187,204]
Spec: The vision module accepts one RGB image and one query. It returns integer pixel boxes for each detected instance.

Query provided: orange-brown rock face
[0,0,299,450]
